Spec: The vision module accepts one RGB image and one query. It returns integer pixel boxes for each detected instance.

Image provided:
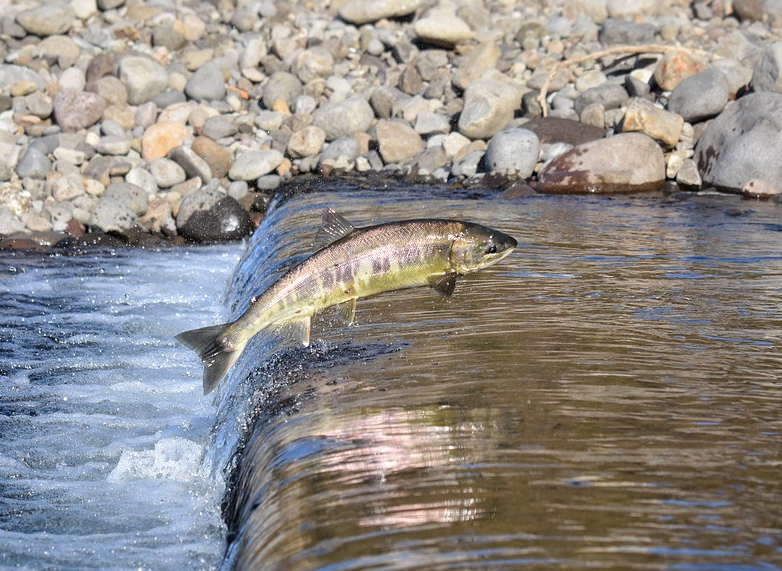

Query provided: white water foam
[0,245,243,570]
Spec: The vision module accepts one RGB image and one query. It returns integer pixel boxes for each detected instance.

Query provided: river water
[2,186,782,570]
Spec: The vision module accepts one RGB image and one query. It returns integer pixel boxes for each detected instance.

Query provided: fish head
[450,223,517,273]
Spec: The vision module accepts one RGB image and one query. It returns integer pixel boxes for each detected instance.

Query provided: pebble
[15,3,74,37]
[119,56,169,106]
[2,0,782,245]
[458,76,521,139]
[229,150,284,181]
[150,158,187,189]
[142,121,191,161]
[192,137,232,179]
[375,120,425,165]
[287,126,326,159]
[53,89,106,133]
[185,62,226,102]
[338,0,424,24]
[313,95,375,141]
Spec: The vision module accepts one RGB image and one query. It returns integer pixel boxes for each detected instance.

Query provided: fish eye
[485,243,498,254]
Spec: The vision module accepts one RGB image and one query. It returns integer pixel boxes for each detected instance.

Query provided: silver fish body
[177,209,516,394]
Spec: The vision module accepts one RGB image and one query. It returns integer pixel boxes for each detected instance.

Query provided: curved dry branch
[535,44,709,117]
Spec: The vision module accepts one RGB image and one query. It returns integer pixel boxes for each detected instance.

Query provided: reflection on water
[215,188,782,570]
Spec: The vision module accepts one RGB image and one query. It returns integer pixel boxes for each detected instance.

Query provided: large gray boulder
[695,92,782,192]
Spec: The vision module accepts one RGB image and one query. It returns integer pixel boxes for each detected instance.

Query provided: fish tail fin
[175,323,246,395]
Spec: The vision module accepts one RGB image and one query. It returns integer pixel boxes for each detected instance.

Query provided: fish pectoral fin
[428,271,457,297]
[273,316,312,346]
[313,208,356,249]
[334,298,357,326]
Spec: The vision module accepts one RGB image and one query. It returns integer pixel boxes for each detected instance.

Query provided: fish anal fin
[335,298,357,326]
[273,316,312,346]
[428,271,457,297]
[314,208,356,249]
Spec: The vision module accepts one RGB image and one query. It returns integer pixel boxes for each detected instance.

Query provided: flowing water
[2,185,782,570]
[0,245,241,570]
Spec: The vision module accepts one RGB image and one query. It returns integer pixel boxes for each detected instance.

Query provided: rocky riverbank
[2,0,782,248]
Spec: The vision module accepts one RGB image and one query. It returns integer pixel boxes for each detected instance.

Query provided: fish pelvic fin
[428,271,457,297]
[175,323,245,395]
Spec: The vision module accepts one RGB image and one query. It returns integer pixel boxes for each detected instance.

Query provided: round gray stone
[313,95,375,141]
[668,67,730,123]
[229,149,284,180]
[16,146,51,180]
[262,72,303,110]
[16,3,74,37]
[185,61,226,101]
[485,128,540,178]
[149,158,186,188]
[104,182,148,215]
[118,56,169,106]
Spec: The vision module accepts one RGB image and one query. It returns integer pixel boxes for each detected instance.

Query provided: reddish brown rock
[653,50,709,91]
[537,133,665,194]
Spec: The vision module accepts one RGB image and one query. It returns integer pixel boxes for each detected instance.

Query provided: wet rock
[484,129,539,178]
[229,149,284,181]
[90,196,138,234]
[620,97,683,148]
[53,89,106,132]
[15,3,74,37]
[742,178,782,198]
[176,186,252,243]
[537,133,665,194]
[118,56,169,106]
[458,75,521,140]
[375,120,424,164]
[338,0,424,24]
[141,121,191,161]
[668,67,729,123]
[313,95,375,141]
[287,126,326,158]
[185,61,226,102]
[695,92,782,192]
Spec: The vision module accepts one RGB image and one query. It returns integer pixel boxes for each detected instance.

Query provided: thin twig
[536,44,709,117]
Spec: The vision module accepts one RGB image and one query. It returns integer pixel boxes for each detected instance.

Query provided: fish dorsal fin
[428,271,457,297]
[314,209,356,249]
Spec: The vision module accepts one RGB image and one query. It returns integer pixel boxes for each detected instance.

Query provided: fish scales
[176,210,516,394]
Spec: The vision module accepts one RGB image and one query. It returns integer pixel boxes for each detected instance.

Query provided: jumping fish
[176,209,517,394]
